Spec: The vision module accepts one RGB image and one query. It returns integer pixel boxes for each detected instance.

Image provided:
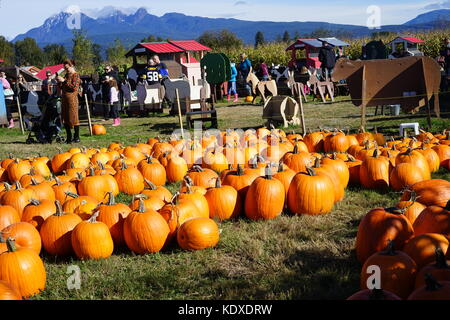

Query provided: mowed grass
[0,96,449,300]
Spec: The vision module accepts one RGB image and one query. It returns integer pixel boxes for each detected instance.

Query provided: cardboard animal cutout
[263,96,301,128]
[246,71,278,103]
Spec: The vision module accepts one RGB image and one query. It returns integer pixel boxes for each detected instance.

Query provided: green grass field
[0,96,449,300]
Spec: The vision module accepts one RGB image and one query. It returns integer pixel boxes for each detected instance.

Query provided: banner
[0,86,8,125]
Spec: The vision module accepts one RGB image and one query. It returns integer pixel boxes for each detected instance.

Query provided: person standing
[238,53,252,97]
[259,59,270,81]
[101,75,111,121]
[0,72,15,129]
[109,78,121,127]
[57,60,81,144]
[318,41,336,81]
[152,55,169,79]
[227,62,238,102]
[41,71,57,102]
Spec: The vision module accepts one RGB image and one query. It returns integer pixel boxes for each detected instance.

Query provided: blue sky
[0,0,448,39]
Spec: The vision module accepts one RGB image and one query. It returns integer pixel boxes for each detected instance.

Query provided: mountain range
[12,7,450,51]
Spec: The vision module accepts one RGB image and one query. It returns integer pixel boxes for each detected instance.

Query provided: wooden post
[360,66,367,131]
[175,89,185,139]
[15,96,25,135]
[426,97,432,131]
[84,94,93,136]
[297,93,306,135]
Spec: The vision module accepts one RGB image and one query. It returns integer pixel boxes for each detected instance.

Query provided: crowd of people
[1,39,449,144]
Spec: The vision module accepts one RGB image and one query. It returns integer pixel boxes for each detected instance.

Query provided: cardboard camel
[263,96,301,128]
[331,56,441,129]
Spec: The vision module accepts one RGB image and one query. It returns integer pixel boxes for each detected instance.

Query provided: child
[228,62,238,102]
[109,78,121,126]
[259,59,270,81]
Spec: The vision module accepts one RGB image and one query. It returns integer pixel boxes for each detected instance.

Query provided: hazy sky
[0,0,448,39]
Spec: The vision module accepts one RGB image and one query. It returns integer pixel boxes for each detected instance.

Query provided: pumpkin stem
[380,240,396,256]
[236,164,245,176]
[6,237,16,253]
[106,192,116,206]
[313,157,321,168]
[264,164,272,180]
[55,200,65,217]
[434,247,449,269]
[372,148,379,159]
[137,198,146,213]
[30,199,41,206]
[121,160,128,171]
[3,183,11,192]
[215,178,222,188]
[144,179,157,190]
[368,289,386,300]
[277,160,285,173]
[445,200,450,211]
[65,192,79,199]
[424,274,443,291]
[306,167,316,176]
[30,177,39,186]
[347,155,357,162]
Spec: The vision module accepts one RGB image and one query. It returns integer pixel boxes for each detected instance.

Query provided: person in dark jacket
[318,41,336,80]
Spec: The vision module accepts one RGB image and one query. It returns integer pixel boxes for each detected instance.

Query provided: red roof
[395,37,424,44]
[36,64,64,80]
[169,40,211,52]
[400,37,424,43]
[141,42,184,53]
[0,59,4,63]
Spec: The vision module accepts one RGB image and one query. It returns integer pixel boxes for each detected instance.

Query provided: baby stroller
[26,94,65,144]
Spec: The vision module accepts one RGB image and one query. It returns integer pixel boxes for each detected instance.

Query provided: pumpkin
[67,152,91,170]
[401,179,450,207]
[203,149,229,173]
[205,178,241,221]
[402,233,449,270]
[389,162,426,192]
[346,289,401,300]
[19,168,44,188]
[51,151,72,174]
[179,182,210,219]
[0,280,22,300]
[40,201,82,256]
[324,131,350,153]
[355,207,414,264]
[0,222,42,255]
[0,182,35,218]
[97,192,132,246]
[137,156,166,186]
[415,247,450,289]
[413,201,450,237]
[395,192,427,225]
[432,144,450,167]
[74,200,98,220]
[287,167,335,216]
[92,124,107,135]
[129,194,165,212]
[321,154,350,188]
[52,178,77,204]
[185,166,219,189]
[78,168,113,203]
[418,146,441,173]
[312,158,344,203]
[222,165,258,204]
[141,180,172,203]
[26,178,56,203]
[0,238,46,298]
[282,146,313,173]
[123,199,170,254]
[303,131,324,153]
[359,149,390,190]
[0,206,20,231]
[407,275,450,300]
[273,160,296,206]
[177,217,220,251]
[21,199,56,230]
[62,193,99,214]
[71,213,114,260]
[114,162,145,195]
[245,166,284,220]
[166,155,188,183]
[395,148,431,181]
[6,159,31,183]
[346,155,362,186]
[360,241,417,299]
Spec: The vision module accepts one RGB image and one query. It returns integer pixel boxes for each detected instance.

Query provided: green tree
[308,28,333,38]
[72,30,94,73]
[92,43,103,66]
[106,39,128,66]
[293,31,300,40]
[0,36,15,65]
[14,37,44,67]
[142,35,156,42]
[282,31,291,42]
[43,44,68,66]
[197,30,243,50]
[255,31,265,48]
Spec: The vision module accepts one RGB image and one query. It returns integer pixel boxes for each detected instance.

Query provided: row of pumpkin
[348,178,450,300]
[0,127,448,300]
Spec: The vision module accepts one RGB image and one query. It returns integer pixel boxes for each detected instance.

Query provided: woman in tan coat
[57,60,81,143]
